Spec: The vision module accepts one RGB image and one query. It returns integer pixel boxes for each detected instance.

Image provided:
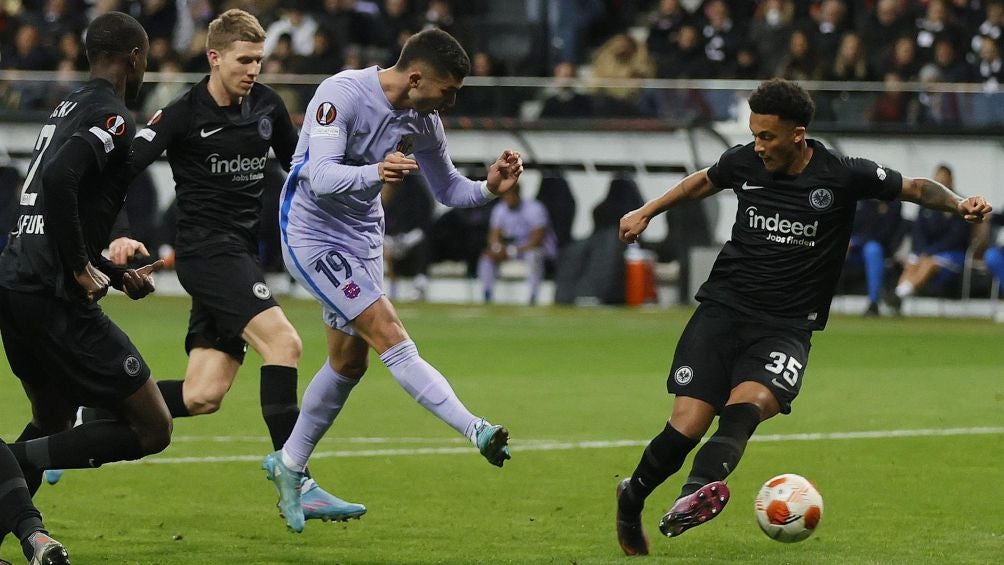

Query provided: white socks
[281,362,360,472]
[379,340,480,442]
[279,339,483,472]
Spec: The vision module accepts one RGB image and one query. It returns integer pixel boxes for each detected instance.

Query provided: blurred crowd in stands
[3,0,1004,125]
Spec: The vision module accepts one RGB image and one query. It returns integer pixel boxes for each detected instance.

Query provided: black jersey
[0,79,135,301]
[132,76,297,256]
[697,139,903,330]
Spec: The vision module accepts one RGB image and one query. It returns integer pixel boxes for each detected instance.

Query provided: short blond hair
[206,9,265,52]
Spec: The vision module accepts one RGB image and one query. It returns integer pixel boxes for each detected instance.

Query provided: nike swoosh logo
[771,378,793,393]
[200,127,224,138]
[742,181,765,190]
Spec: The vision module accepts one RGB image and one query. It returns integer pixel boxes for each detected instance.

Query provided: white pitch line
[165,436,473,444]
[128,426,1004,465]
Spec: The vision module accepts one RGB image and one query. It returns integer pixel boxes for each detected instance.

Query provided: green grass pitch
[1,295,1001,564]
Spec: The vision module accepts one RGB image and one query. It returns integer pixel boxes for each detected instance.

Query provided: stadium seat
[535,174,576,249]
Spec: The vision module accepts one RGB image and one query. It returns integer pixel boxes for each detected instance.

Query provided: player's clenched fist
[378,151,418,184]
[619,208,650,244]
[958,196,992,223]
[486,150,524,196]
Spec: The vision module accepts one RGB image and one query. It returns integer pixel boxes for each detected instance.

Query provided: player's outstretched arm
[485,150,524,197]
[900,176,993,223]
[619,168,720,244]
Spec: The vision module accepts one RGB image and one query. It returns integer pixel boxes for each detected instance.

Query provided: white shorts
[282,243,384,334]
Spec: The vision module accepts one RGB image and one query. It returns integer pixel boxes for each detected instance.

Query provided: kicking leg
[354,297,510,467]
[659,382,778,538]
[616,396,713,555]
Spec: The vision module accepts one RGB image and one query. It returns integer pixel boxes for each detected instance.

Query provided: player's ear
[408,69,422,88]
[207,49,220,69]
[792,125,806,143]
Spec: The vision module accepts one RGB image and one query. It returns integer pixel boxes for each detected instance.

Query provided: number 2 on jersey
[764,351,803,387]
[22,124,56,196]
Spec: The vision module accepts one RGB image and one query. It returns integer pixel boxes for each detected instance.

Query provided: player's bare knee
[727,384,779,420]
[186,390,225,415]
[260,327,302,365]
[136,417,172,456]
[285,330,303,362]
[142,426,172,455]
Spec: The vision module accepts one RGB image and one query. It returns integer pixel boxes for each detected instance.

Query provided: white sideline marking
[129,426,1004,465]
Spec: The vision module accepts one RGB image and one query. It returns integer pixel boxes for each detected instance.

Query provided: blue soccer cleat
[301,478,367,522]
[43,470,64,486]
[474,419,511,468]
[262,451,306,533]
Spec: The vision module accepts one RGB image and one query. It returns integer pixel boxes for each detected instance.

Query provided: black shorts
[175,249,277,362]
[667,302,812,414]
[0,288,150,410]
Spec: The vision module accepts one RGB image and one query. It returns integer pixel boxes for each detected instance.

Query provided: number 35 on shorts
[764,351,803,388]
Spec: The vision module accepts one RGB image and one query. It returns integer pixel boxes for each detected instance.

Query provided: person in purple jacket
[262,28,523,533]
[478,182,558,305]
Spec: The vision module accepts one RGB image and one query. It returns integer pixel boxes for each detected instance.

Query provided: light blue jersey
[280,66,493,260]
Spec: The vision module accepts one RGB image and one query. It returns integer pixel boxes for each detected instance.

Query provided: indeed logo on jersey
[745,206,818,247]
[206,151,268,182]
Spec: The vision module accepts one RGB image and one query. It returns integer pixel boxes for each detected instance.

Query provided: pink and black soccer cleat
[658,481,730,538]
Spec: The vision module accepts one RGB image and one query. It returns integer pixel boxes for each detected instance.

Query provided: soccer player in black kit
[613,79,993,556]
[108,9,361,521]
[0,12,173,563]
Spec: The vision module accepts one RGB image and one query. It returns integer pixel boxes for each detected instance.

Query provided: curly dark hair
[396,28,471,80]
[748,78,815,126]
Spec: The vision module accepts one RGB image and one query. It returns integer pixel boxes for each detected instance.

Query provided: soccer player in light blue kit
[262,28,521,533]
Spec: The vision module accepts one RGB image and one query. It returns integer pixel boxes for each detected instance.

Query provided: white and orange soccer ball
[754,473,823,543]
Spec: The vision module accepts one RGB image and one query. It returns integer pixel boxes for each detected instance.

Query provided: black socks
[620,423,700,515]
[10,421,145,471]
[679,402,761,498]
[156,380,191,418]
[260,365,300,450]
[14,424,45,496]
[0,442,45,560]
